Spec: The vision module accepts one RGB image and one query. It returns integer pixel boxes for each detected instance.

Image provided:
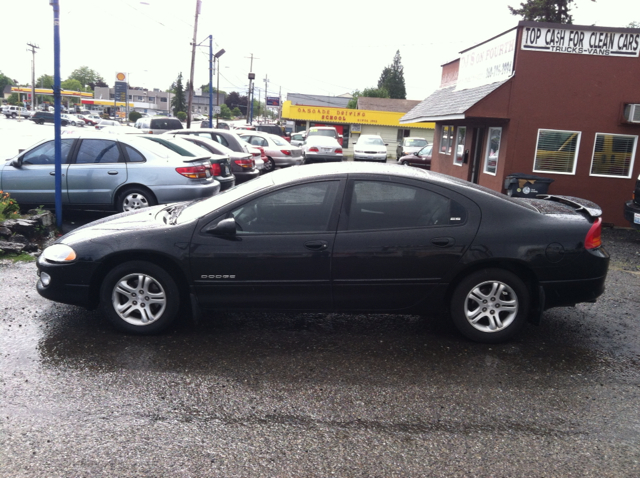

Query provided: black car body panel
[37,163,609,339]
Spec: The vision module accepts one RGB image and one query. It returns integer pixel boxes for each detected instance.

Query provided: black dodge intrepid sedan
[37,163,609,343]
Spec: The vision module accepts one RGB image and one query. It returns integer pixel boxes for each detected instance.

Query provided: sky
[1,0,638,103]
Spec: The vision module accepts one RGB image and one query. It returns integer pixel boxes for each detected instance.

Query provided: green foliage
[219,104,232,119]
[176,111,187,121]
[36,74,54,89]
[61,78,84,92]
[171,73,186,116]
[9,253,36,263]
[6,93,20,105]
[231,107,242,117]
[508,0,593,24]
[347,87,389,109]
[129,111,142,123]
[68,66,104,88]
[0,71,16,95]
[0,191,20,221]
[378,50,407,99]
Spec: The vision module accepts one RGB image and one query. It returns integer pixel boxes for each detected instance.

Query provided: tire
[38,119,44,125]
[450,268,529,343]
[116,187,157,212]
[401,160,409,166]
[263,157,276,172]
[100,261,180,334]
[11,113,17,118]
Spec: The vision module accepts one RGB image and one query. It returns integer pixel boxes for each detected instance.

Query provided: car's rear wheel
[100,261,180,334]
[116,187,157,212]
[264,157,276,172]
[11,113,17,118]
[450,268,529,343]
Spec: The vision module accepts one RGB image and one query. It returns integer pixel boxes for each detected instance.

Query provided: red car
[397,144,432,169]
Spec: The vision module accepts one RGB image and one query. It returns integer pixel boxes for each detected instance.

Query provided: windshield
[360,137,384,146]
[405,139,427,147]
[270,135,288,146]
[308,128,336,138]
[175,174,275,224]
[142,136,210,157]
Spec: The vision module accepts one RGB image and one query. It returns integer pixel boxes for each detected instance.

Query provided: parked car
[307,126,343,146]
[301,136,343,164]
[233,124,256,131]
[238,131,303,172]
[172,134,260,184]
[623,172,640,229]
[2,105,31,119]
[353,134,388,162]
[134,117,184,134]
[95,119,120,130]
[256,124,290,142]
[397,144,433,169]
[0,132,220,212]
[35,162,609,343]
[165,128,265,171]
[140,135,235,191]
[290,132,306,147]
[82,114,102,126]
[62,114,85,127]
[396,137,428,159]
[201,120,230,130]
[29,111,69,126]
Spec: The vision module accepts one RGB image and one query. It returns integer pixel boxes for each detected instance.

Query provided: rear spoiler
[536,194,602,218]
[181,155,212,164]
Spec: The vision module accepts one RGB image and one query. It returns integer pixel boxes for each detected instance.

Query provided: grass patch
[8,253,36,263]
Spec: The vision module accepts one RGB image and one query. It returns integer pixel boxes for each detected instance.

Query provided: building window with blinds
[533,129,580,174]
[453,127,466,166]
[590,133,637,178]
[440,125,454,155]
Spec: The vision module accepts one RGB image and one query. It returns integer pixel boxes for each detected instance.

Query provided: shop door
[469,127,484,184]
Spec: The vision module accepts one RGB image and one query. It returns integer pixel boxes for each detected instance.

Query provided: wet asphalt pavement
[1,228,639,477]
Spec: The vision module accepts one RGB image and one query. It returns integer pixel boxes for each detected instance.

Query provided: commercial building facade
[402,21,640,227]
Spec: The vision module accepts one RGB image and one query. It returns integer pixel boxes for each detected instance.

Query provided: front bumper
[353,153,387,162]
[36,255,99,309]
[623,200,640,229]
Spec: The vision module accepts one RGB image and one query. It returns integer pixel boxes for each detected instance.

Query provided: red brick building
[402,21,640,226]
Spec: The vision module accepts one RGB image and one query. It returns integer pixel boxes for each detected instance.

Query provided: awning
[400,78,511,124]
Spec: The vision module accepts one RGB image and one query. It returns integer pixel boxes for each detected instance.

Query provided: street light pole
[50,0,62,228]
[214,48,225,128]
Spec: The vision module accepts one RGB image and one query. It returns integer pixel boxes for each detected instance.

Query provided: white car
[301,136,343,164]
[353,134,389,162]
[61,114,85,127]
[238,131,303,172]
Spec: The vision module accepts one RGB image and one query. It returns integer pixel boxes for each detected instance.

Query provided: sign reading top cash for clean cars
[522,26,640,57]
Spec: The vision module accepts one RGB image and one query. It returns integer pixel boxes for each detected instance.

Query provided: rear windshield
[308,128,336,138]
[150,118,183,130]
[405,139,427,147]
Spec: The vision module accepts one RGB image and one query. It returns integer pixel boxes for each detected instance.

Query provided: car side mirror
[205,217,237,236]
[10,158,21,168]
[385,143,389,146]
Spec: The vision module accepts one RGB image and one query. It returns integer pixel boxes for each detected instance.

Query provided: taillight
[336,148,343,154]
[309,147,319,152]
[176,164,210,179]
[281,149,291,156]
[210,163,221,176]
[585,217,602,249]
[234,158,254,169]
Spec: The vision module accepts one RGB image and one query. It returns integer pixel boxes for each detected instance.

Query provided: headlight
[42,244,77,263]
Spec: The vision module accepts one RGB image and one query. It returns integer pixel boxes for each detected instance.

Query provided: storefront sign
[456,28,517,91]
[522,26,640,57]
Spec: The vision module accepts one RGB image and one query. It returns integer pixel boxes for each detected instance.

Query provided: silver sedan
[238,131,303,172]
[301,136,343,164]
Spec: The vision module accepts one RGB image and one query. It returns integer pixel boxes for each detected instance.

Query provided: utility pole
[263,74,269,122]
[246,53,258,124]
[187,0,201,128]
[26,43,39,110]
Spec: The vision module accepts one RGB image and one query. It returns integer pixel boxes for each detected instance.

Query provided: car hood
[55,205,178,246]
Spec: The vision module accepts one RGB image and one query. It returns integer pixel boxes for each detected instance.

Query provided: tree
[171,73,186,116]
[176,111,187,121]
[231,107,241,117]
[0,71,17,95]
[224,91,248,113]
[6,93,20,105]
[347,87,390,109]
[378,50,407,99]
[68,66,104,89]
[36,74,54,89]
[129,111,142,123]
[508,0,594,24]
[219,104,232,120]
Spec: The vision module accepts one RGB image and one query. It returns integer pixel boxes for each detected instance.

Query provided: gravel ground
[602,226,640,272]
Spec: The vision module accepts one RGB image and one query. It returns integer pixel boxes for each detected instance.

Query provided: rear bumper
[623,200,640,229]
[541,274,608,309]
[304,155,343,164]
[273,156,303,167]
[151,181,221,204]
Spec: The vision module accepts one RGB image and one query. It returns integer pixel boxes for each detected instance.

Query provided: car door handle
[431,237,455,247]
[49,171,65,176]
[304,240,328,251]
[107,171,119,175]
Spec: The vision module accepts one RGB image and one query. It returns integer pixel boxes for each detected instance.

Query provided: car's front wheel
[116,187,157,212]
[401,160,409,166]
[100,261,180,334]
[450,268,529,343]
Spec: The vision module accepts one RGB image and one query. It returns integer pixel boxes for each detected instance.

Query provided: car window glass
[22,139,74,165]
[124,144,145,163]
[347,180,459,230]
[76,139,122,164]
[271,136,287,146]
[229,181,339,234]
[209,133,230,148]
